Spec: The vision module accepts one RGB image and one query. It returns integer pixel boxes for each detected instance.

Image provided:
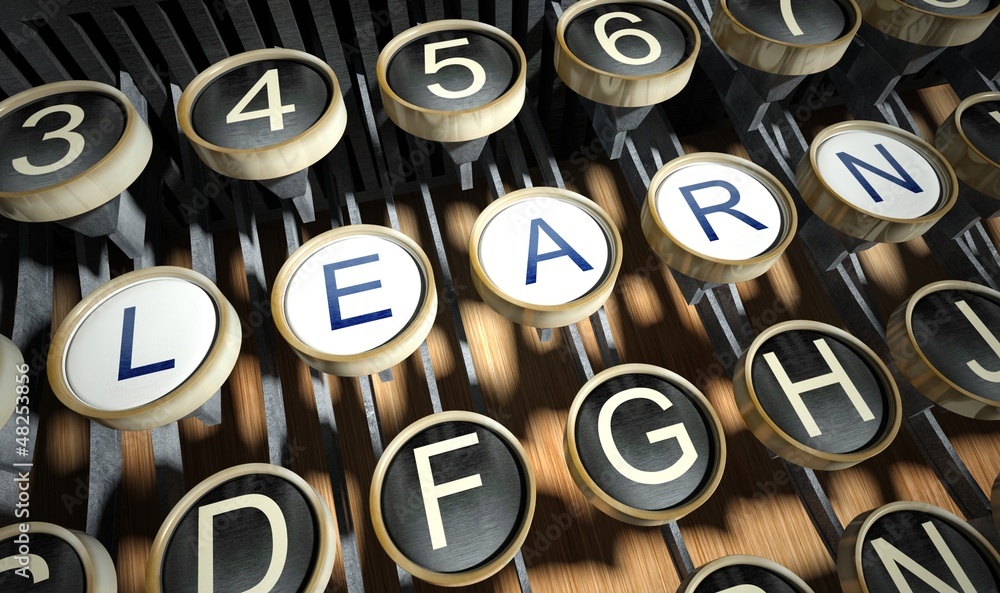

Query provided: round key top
[0,522,116,592]
[371,411,535,587]
[377,20,526,143]
[888,280,1000,420]
[272,224,437,377]
[797,120,958,243]
[565,364,725,526]
[47,266,240,431]
[711,0,861,76]
[858,0,1000,47]
[146,463,336,593]
[0,335,24,429]
[838,501,1000,593]
[554,0,701,107]
[936,91,1000,201]
[734,320,902,470]
[469,187,622,328]
[178,48,347,181]
[643,153,797,284]
[678,554,815,593]
[0,81,152,223]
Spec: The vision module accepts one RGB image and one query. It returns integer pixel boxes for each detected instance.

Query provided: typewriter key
[177,48,347,181]
[0,81,151,223]
[272,225,437,377]
[370,411,535,586]
[643,153,797,284]
[377,20,525,144]
[146,463,336,593]
[564,364,725,526]
[0,522,116,592]
[888,280,1000,420]
[838,500,1000,593]
[734,320,902,470]
[469,187,622,328]
[47,267,240,431]
[858,0,1000,47]
[0,335,24,429]
[936,91,1000,202]
[797,120,958,243]
[993,475,1000,535]
[554,0,700,107]
[711,0,861,76]
[677,554,815,593]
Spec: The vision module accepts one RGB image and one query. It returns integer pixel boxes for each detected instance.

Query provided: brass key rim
[678,554,815,592]
[0,522,117,593]
[46,266,241,431]
[271,224,438,377]
[642,152,798,284]
[936,91,1000,200]
[734,320,902,470]
[564,363,727,526]
[0,80,153,223]
[554,0,702,107]
[0,334,23,429]
[858,0,1000,47]
[369,411,536,587]
[146,463,337,593]
[888,280,1000,419]
[177,48,348,180]
[711,0,862,76]
[838,500,1000,593]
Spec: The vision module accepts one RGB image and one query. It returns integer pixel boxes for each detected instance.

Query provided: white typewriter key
[888,280,1000,420]
[377,20,526,143]
[272,224,437,377]
[0,335,24,430]
[146,463,336,593]
[797,121,957,243]
[564,364,726,526]
[0,522,117,592]
[178,48,347,181]
[711,0,861,76]
[0,81,151,223]
[936,91,1000,202]
[838,501,1000,593]
[643,153,797,284]
[370,411,535,587]
[47,267,240,431]
[677,554,815,593]
[554,0,701,107]
[734,320,902,470]
[857,0,1000,47]
[469,187,622,328]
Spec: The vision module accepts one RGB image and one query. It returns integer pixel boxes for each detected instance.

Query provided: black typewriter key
[889,280,1000,419]
[554,0,700,107]
[937,92,1000,204]
[839,501,1000,593]
[858,0,1000,47]
[0,522,116,592]
[146,463,336,593]
[0,81,151,223]
[178,48,347,182]
[678,554,815,593]
[565,364,725,525]
[371,411,535,586]
[711,0,861,76]
[734,320,902,470]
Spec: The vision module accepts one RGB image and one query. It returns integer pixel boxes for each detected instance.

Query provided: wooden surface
[15,84,1000,593]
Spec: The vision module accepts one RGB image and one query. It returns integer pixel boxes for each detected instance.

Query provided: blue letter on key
[837,144,922,203]
[680,180,768,242]
[526,218,593,285]
[324,254,393,330]
[118,307,175,381]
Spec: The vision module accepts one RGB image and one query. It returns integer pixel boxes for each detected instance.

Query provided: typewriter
[0,0,999,591]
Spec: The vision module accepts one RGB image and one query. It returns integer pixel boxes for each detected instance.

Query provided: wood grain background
[13,83,1000,593]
